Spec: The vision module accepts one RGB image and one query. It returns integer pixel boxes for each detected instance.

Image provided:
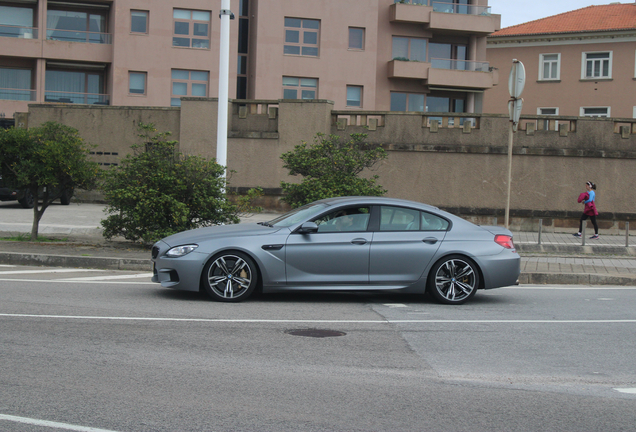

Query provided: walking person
[573,181,599,239]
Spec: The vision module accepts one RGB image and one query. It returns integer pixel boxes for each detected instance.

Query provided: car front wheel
[201,252,258,302]
[427,255,479,305]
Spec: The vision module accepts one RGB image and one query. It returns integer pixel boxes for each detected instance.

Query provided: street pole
[217,0,232,180]
[506,59,525,229]
[505,120,513,228]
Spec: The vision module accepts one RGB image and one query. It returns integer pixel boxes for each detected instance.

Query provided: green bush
[280,133,387,208]
[101,123,260,243]
[0,122,99,240]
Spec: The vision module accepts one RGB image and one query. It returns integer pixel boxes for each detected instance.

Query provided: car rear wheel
[201,252,258,302]
[18,190,34,209]
[427,255,479,305]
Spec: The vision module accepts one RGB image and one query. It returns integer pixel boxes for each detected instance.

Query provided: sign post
[505,60,525,229]
[217,0,233,181]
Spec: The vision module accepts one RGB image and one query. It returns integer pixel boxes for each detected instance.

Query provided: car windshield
[267,203,330,227]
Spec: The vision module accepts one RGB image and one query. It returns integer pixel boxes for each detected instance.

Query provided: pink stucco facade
[0,0,499,120]
[485,29,636,119]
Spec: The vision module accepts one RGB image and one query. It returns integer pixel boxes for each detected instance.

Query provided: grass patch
[1,233,69,243]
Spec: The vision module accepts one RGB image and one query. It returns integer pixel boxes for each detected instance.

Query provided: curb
[1,251,635,286]
[517,244,636,256]
[0,252,151,272]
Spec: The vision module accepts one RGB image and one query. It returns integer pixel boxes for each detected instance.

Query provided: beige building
[0,0,500,121]
[485,3,636,119]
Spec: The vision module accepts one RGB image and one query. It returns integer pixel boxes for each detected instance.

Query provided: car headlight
[166,244,199,257]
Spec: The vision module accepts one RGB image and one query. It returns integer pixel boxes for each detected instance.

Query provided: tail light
[494,234,515,250]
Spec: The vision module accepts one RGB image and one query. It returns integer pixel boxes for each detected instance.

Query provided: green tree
[0,122,99,241]
[101,123,261,244]
[280,133,388,208]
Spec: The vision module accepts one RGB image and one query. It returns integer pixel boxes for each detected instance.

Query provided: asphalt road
[1,265,635,432]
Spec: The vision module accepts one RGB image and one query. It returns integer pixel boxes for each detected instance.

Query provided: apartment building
[484,3,636,119]
[0,0,499,121]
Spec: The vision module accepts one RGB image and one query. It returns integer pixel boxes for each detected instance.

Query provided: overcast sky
[488,0,629,28]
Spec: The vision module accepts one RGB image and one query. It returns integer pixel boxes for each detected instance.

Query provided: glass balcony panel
[0,88,35,101]
[44,91,109,105]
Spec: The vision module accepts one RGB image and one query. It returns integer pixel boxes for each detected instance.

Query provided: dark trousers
[579,214,598,234]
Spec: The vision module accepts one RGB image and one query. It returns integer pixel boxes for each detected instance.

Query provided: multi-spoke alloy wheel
[202,252,257,302]
[427,255,479,305]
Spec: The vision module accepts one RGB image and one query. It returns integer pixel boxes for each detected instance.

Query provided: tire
[427,255,479,305]
[18,190,35,209]
[201,252,258,302]
[60,188,73,205]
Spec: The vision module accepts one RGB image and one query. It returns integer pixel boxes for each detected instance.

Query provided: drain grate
[285,328,347,338]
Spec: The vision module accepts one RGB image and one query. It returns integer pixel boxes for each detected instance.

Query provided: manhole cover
[285,328,346,338]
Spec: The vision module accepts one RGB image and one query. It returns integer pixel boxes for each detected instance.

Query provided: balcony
[388,58,496,89]
[46,28,112,44]
[0,88,36,101]
[388,59,431,80]
[390,1,500,35]
[45,91,109,105]
[0,24,38,39]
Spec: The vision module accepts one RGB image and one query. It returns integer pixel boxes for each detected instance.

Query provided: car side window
[421,211,449,231]
[380,206,420,231]
[314,207,370,232]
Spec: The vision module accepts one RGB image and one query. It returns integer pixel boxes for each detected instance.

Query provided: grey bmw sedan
[151,197,520,305]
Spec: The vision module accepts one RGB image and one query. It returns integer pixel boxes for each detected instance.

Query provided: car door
[369,206,448,284]
[285,206,372,286]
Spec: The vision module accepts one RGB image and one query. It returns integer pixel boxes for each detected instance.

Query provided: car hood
[160,223,283,247]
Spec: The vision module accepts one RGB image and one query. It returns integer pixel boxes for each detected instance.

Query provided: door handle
[351,238,368,245]
[422,237,438,244]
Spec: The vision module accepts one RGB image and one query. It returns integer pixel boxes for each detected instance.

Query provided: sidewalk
[1,202,635,286]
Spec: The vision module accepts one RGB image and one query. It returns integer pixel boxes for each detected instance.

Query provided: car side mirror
[297,222,319,234]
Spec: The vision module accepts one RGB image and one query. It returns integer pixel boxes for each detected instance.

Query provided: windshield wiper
[257,221,273,227]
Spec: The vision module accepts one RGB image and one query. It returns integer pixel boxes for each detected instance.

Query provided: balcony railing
[46,28,112,44]
[430,58,490,72]
[394,0,491,15]
[0,24,38,39]
[0,88,36,101]
[45,91,109,105]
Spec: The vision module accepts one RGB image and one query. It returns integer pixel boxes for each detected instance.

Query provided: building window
[131,10,148,34]
[284,18,319,57]
[392,37,426,61]
[346,86,362,107]
[538,107,558,130]
[0,67,33,101]
[539,53,560,80]
[349,27,364,50]
[47,8,109,44]
[583,52,611,79]
[428,42,467,69]
[171,70,208,106]
[129,72,146,95]
[580,107,610,117]
[173,9,210,49]
[45,68,108,105]
[282,77,317,99]
[390,92,424,112]
[0,4,35,38]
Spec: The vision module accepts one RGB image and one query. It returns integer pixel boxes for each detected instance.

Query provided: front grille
[151,246,159,259]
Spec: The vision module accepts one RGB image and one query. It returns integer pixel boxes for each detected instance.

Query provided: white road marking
[0,413,119,432]
[1,313,636,324]
[383,303,407,308]
[0,264,16,267]
[513,286,636,290]
[57,273,153,281]
[0,269,97,275]
[0,278,154,285]
[614,388,636,394]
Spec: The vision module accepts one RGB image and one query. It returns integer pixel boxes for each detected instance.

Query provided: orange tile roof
[491,3,636,37]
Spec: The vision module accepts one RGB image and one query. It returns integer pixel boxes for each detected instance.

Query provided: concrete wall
[22,100,636,231]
